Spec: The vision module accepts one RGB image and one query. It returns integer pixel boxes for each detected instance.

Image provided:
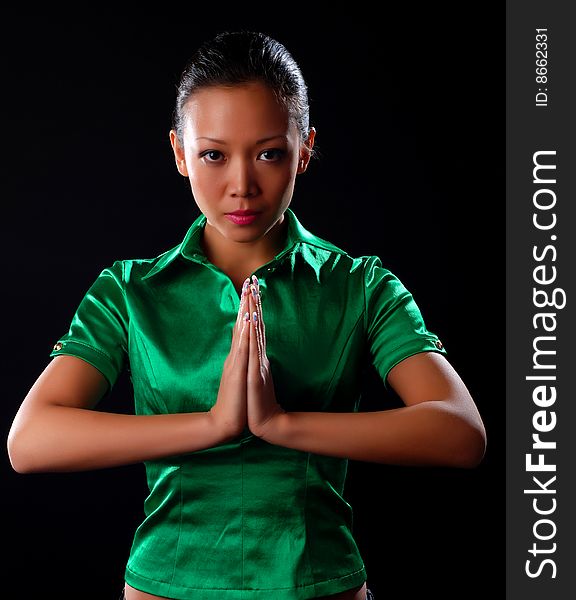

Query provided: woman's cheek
[189,170,216,197]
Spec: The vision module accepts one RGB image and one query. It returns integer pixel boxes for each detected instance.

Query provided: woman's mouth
[225,212,260,225]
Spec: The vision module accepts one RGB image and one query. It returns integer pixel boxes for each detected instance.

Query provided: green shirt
[49,207,447,599]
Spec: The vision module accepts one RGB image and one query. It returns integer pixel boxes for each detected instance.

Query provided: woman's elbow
[454,422,487,469]
[7,439,29,474]
[7,426,43,474]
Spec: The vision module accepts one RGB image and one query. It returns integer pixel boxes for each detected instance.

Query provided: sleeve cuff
[381,338,447,391]
[49,339,119,391]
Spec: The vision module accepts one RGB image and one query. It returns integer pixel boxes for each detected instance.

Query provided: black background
[2,9,503,599]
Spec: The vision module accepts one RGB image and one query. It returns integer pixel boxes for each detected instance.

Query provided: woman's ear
[169,130,189,177]
[297,127,316,174]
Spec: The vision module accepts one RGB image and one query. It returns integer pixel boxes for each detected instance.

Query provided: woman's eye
[199,149,285,163]
[259,149,285,161]
[201,150,224,162]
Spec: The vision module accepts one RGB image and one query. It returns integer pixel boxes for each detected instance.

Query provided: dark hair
[172,31,313,154]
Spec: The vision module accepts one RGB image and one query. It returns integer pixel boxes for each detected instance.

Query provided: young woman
[7,31,486,600]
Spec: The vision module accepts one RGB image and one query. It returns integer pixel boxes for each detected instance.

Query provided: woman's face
[170,81,314,246]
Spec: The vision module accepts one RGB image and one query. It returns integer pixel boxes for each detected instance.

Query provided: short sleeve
[363,255,447,391]
[49,259,129,391]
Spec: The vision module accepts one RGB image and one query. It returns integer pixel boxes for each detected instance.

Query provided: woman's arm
[259,352,487,468]
[7,355,230,474]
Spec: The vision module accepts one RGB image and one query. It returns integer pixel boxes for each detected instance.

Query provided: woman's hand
[208,277,252,440]
[246,276,286,438]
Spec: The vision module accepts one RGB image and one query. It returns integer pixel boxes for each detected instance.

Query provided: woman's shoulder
[103,243,183,285]
[296,225,389,276]
[307,240,394,281]
[294,231,397,286]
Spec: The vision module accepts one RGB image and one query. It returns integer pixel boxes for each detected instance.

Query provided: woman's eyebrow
[195,135,288,144]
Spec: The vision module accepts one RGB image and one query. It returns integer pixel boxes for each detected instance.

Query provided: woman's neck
[200,213,288,274]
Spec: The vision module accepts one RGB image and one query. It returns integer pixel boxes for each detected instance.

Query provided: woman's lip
[225,213,260,225]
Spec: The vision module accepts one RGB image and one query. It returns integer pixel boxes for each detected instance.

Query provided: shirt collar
[141,207,334,281]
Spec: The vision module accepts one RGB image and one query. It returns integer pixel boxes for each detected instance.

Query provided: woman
[7,31,486,600]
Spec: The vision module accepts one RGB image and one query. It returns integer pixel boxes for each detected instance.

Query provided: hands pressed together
[209,275,286,441]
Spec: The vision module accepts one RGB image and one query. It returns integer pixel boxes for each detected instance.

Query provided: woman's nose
[229,158,258,197]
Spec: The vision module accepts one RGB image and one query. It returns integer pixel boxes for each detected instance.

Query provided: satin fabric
[50,208,446,599]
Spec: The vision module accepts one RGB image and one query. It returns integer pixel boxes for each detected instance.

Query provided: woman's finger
[234,281,250,350]
[248,290,260,377]
[238,307,250,352]
[236,277,250,334]
[252,276,266,355]
[250,284,264,367]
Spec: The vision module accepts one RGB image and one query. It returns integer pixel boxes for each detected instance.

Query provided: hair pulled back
[172,31,312,152]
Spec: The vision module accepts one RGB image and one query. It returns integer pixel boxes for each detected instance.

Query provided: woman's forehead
[182,83,295,141]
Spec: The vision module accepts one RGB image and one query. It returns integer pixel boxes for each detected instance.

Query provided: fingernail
[252,311,258,323]
[244,311,250,321]
[252,275,259,286]
[251,285,258,300]
[242,278,250,293]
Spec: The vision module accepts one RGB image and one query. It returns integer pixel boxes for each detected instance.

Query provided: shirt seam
[383,335,442,360]
[299,239,347,257]
[54,339,115,363]
[302,453,315,591]
[320,257,369,398]
[168,467,184,595]
[125,564,366,591]
[131,327,160,395]
[323,311,365,401]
